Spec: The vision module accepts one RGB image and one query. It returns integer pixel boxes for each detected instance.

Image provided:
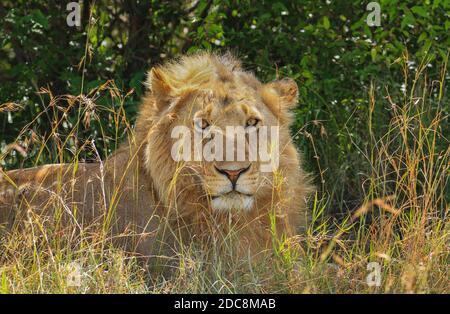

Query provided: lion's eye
[194,118,210,131]
[245,118,260,128]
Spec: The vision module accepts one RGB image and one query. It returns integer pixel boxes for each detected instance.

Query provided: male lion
[0,52,312,264]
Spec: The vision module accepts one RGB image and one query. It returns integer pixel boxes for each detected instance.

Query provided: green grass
[0,54,448,294]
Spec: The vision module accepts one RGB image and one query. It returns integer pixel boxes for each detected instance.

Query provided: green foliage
[1,0,449,212]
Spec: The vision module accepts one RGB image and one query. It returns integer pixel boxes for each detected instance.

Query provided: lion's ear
[261,78,299,123]
[146,67,174,109]
[266,78,299,109]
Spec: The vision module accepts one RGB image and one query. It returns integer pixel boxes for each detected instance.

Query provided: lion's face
[144,53,300,213]
[178,87,274,212]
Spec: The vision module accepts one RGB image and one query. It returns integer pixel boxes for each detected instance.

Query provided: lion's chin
[211,193,254,212]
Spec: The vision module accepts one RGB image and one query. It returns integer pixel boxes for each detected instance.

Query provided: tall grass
[0,54,448,293]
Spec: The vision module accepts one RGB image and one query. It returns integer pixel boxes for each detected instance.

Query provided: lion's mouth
[211,191,253,200]
[210,191,255,212]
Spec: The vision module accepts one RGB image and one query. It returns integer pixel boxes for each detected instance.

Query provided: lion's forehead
[160,55,279,126]
[175,88,265,124]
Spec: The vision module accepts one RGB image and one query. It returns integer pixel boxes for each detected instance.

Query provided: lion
[0,52,313,265]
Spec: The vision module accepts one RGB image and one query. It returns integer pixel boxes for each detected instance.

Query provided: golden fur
[0,52,313,262]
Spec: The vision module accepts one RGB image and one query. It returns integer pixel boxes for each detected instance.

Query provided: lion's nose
[215,165,250,188]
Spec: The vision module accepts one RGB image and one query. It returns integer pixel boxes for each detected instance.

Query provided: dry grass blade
[0,103,23,113]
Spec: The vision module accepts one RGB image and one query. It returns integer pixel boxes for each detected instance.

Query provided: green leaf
[301,70,313,79]
[323,16,330,29]
[31,9,49,29]
[370,48,377,62]
[401,9,416,29]
[411,6,428,18]
[445,20,450,30]
[418,32,428,43]
[432,0,441,9]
